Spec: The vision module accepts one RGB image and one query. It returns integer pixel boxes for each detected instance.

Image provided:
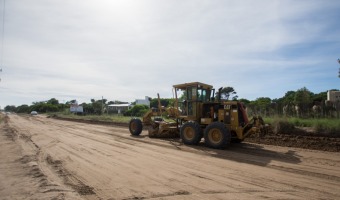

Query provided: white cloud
[1,0,339,108]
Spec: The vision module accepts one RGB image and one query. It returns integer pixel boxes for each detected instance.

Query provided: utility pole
[338,59,340,78]
[101,96,103,115]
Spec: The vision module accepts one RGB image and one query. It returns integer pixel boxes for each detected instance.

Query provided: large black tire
[180,121,202,145]
[129,118,143,136]
[204,122,231,149]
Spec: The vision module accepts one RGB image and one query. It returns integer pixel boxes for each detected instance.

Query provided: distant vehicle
[70,104,83,113]
[30,111,38,115]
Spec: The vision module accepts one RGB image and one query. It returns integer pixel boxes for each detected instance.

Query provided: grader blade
[148,126,159,138]
[148,121,179,138]
[244,116,273,138]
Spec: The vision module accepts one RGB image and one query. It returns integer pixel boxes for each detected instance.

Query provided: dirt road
[1,114,340,200]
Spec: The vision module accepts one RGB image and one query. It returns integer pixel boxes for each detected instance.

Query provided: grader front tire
[129,118,143,136]
[180,121,202,145]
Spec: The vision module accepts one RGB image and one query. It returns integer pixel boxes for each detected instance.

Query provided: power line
[338,59,340,78]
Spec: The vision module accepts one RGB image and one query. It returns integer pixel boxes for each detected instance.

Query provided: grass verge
[264,117,340,136]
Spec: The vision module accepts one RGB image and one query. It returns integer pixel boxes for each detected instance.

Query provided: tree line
[4,87,339,118]
[4,98,129,115]
[239,87,339,118]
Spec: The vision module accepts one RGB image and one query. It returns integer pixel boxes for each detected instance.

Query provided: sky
[0,0,339,108]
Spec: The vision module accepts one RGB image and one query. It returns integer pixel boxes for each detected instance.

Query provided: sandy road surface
[1,114,340,200]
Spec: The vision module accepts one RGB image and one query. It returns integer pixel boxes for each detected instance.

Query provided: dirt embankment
[51,115,340,152]
[245,134,340,152]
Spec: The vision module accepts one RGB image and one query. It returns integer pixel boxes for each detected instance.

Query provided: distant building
[136,96,151,107]
[107,104,131,114]
[327,90,340,102]
[70,101,83,113]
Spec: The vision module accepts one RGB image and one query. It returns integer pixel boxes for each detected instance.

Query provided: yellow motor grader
[129,82,270,149]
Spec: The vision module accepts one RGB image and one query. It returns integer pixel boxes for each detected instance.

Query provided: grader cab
[129,82,270,149]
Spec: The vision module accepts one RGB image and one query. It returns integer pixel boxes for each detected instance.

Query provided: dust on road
[1,114,340,199]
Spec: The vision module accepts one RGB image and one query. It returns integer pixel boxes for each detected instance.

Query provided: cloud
[1,0,340,108]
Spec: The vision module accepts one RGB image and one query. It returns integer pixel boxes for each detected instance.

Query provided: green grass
[264,117,340,135]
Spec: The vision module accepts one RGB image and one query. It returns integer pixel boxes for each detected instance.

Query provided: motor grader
[129,82,270,149]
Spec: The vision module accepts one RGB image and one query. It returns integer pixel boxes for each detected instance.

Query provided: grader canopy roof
[173,82,213,90]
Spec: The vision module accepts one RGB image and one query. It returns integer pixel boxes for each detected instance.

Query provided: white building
[107,104,131,114]
[327,90,340,102]
[70,101,83,113]
[135,96,151,107]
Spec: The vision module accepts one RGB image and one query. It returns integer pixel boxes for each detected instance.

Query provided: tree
[81,103,94,114]
[107,100,129,105]
[216,87,238,100]
[124,105,149,116]
[312,91,327,103]
[16,105,30,113]
[90,99,105,114]
[248,97,272,116]
[4,105,16,112]
[255,97,272,108]
[294,87,312,116]
[150,98,174,108]
[282,91,296,105]
[67,99,77,104]
[238,98,250,105]
[47,98,59,105]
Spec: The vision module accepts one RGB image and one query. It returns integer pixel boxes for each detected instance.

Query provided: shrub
[271,118,295,134]
[124,105,149,117]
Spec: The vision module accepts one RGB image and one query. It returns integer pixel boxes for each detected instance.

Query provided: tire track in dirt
[41,122,339,198]
[4,114,340,199]
[26,118,276,197]
[51,123,340,186]
[0,115,82,200]
[10,115,99,198]
[29,116,340,197]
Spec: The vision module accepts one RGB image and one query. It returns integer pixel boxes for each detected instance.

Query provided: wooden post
[157,93,162,116]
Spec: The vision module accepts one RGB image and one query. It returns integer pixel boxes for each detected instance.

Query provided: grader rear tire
[129,118,143,136]
[204,122,230,149]
[180,121,202,145]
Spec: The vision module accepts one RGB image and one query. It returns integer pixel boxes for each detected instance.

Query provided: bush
[124,105,149,117]
[312,120,340,135]
[264,117,340,136]
[272,119,295,134]
[16,105,30,113]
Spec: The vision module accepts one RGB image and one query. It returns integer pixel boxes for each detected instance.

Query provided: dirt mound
[245,126,340,152]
